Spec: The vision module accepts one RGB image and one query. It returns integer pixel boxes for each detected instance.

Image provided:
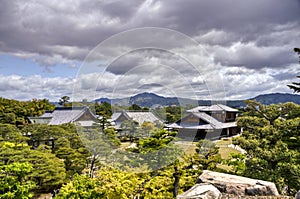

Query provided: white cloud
[0,74,75,101]
[0,0,299,100]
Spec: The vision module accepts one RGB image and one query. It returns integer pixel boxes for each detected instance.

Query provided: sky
[0,0,299,102]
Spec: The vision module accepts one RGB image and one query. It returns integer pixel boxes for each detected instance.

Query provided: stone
[295,190,300,199]
[177,183,221,199]
[198,170,279,196]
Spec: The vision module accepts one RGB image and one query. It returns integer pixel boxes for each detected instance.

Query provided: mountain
[129,92,179,107]
[95,92,300,108]
[250,93,300,105]
[129,92,199,107]
[96,92,197,107]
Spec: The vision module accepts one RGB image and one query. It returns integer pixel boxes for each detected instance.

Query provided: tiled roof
[187,104,238,112]
[126,112,162,125]
[111,111,163,126]
[111,112,122,121]
[167,112,237,130]
[29,107,98,126]
[192,112,221,128]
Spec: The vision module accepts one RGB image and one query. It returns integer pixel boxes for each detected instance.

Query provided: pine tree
[287,48,300,93]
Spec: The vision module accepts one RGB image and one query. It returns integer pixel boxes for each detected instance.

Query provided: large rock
[295,190,300,199]
[199,170,279,196]
[177,183,221,199]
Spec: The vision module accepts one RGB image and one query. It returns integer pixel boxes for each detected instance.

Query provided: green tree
[0,124,27,144]
[288,76,300,93]
[0,142,66,192]
[78,126,120,178]
[59,96,70,106]
[140,121,156,137]
[287,48,300,93]
[0,162,36,199]
[165,106,182,123]
[225,153,246,175]
[94,102,112,118]
[128,104,142,111]
[234,101,300,194]
[0,97,54,125]
[57,167,145,199]
[120,119,139,141]
[124,129,181,172]
[55,137,87,179]
[195,139,222,170]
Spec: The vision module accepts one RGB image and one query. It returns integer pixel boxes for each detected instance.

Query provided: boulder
[295,190,300,199]
[199,170,279,196]
[177,183,221,199]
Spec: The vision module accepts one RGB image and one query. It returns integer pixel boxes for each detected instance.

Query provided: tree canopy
[233,100,300,194]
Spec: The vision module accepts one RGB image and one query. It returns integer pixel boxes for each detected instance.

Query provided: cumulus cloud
[0,74,75,101]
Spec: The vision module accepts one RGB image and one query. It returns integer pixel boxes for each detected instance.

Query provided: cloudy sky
[0,0,299,102]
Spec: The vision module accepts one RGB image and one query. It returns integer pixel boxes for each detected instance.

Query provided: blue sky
[0,0,299,102]
[0,54,78,78]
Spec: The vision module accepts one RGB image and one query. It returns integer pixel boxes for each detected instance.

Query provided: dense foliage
[233,100,300,194]
[0,162,36,198]
[1,96,300,197]
[0,98,54,125]
[152,105,183,123]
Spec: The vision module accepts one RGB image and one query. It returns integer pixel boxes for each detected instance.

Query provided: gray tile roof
[167,112,237,130]
[29,107,98,126]
[111,112,122,121]
[187,104,238,112]
[126,112,162,125]
[111,111,163,127]
[192,112,221,128]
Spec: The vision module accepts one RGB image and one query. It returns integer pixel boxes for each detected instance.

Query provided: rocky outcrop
[177,183,221,199]
[198,170,279,196]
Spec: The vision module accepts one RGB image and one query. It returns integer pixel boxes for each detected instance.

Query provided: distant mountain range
[95,92,300,108]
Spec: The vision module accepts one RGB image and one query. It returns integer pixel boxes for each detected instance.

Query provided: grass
[175,137,241,159]
[175,141,198,156]
[218,147,240,159]
[215,138,241,159]
[174,137,242,158]
[120,141,132,149]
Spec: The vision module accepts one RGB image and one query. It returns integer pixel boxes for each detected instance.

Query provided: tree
[78,126,120,178]
[56,167,145,199]
[0,97,54,125]
[122,128,181,173]
[288,76,300,93]
[287,48,300,93]
[56,127,213,198]
[225,153,246,175]
[129,104,142,111]
[195,139,222,170]
[54,137,87,179]
[59,96,70,106]
[0,124,27,144]
[55,174,102,199]
[120,119,139,141]
[140,121,156,137]
[233,101,300,194]
[94,102,112,118]
[0,142,66,193]
[294,47,300,62]
[0,162,36,199]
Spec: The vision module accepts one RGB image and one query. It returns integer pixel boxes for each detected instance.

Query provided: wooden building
[167,104,240,140]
